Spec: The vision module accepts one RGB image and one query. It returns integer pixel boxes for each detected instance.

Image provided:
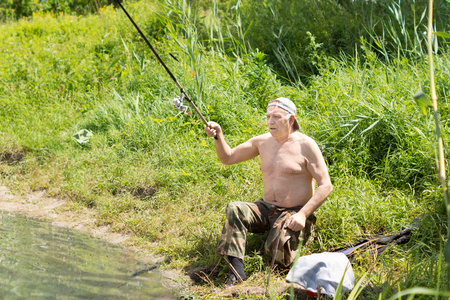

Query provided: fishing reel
[172,94,191,116]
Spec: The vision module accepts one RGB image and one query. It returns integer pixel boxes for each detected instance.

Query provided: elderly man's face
[266,106,292,138]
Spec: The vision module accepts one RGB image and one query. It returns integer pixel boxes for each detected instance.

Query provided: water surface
[0,211,175,299]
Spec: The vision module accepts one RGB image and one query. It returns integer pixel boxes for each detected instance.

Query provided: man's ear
[289,114,295,126]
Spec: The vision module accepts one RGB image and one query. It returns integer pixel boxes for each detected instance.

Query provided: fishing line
[113,0,216,138]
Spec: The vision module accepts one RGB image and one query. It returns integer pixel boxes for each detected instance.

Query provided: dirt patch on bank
[0,185,129,243]
[0,183,189,294]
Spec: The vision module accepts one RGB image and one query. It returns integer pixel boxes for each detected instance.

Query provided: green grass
[1,1,450,298]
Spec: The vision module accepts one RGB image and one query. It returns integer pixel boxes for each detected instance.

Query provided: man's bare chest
[259,143,308,174]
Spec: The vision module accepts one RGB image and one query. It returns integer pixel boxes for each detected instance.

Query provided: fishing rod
[113,0,216,138]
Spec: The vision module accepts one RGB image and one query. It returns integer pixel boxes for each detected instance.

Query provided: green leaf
[346,272,367,300]
[106,57,120,72]
[387,287,450,300]
[412,91,432,116]
[445,238,450,264]
[433,32,450,39]
[73,129,93,144]
[360,119,380,135]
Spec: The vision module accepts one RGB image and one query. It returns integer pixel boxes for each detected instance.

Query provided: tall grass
[294,52,439,193]
[1,0,450,298]
[0,0,118,20]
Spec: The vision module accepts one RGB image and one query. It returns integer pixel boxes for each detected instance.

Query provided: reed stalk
[426,0,450,265]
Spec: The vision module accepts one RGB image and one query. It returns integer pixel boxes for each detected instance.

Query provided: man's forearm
[298,183,333,217]
[214,133,234,165]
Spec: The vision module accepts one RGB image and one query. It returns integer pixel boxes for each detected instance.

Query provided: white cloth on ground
[286,252,355,296]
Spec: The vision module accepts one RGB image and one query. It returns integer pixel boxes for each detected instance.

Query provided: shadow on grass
[0,148,27,165]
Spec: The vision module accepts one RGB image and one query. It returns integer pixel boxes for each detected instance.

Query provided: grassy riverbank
[1,0,449,298]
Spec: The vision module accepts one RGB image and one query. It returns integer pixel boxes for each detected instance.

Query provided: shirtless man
[205,97,333,285]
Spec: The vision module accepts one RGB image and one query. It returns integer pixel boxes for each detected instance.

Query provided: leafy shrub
[0,0,122,21]
[287,51,449,192]
[175,0,450,86]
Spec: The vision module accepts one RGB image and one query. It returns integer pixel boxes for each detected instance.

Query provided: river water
[0,211,175,299]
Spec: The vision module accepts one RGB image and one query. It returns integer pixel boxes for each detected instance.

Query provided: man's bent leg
[217,201,270,284]
[217,201,270,259]
[265,210,316,267]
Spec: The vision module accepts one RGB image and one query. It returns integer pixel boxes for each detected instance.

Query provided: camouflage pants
[217,199,316,267]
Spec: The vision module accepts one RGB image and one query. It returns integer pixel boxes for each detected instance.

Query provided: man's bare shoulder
[291,132,316,143]
[291,132,322,152]
[249,132,273,143]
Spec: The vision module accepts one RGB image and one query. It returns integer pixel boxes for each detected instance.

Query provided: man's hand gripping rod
[114,0,217,139]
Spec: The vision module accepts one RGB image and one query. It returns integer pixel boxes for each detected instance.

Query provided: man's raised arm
[205,121,259,165]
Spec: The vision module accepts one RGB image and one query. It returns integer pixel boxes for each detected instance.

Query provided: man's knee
[225,201,247,218]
